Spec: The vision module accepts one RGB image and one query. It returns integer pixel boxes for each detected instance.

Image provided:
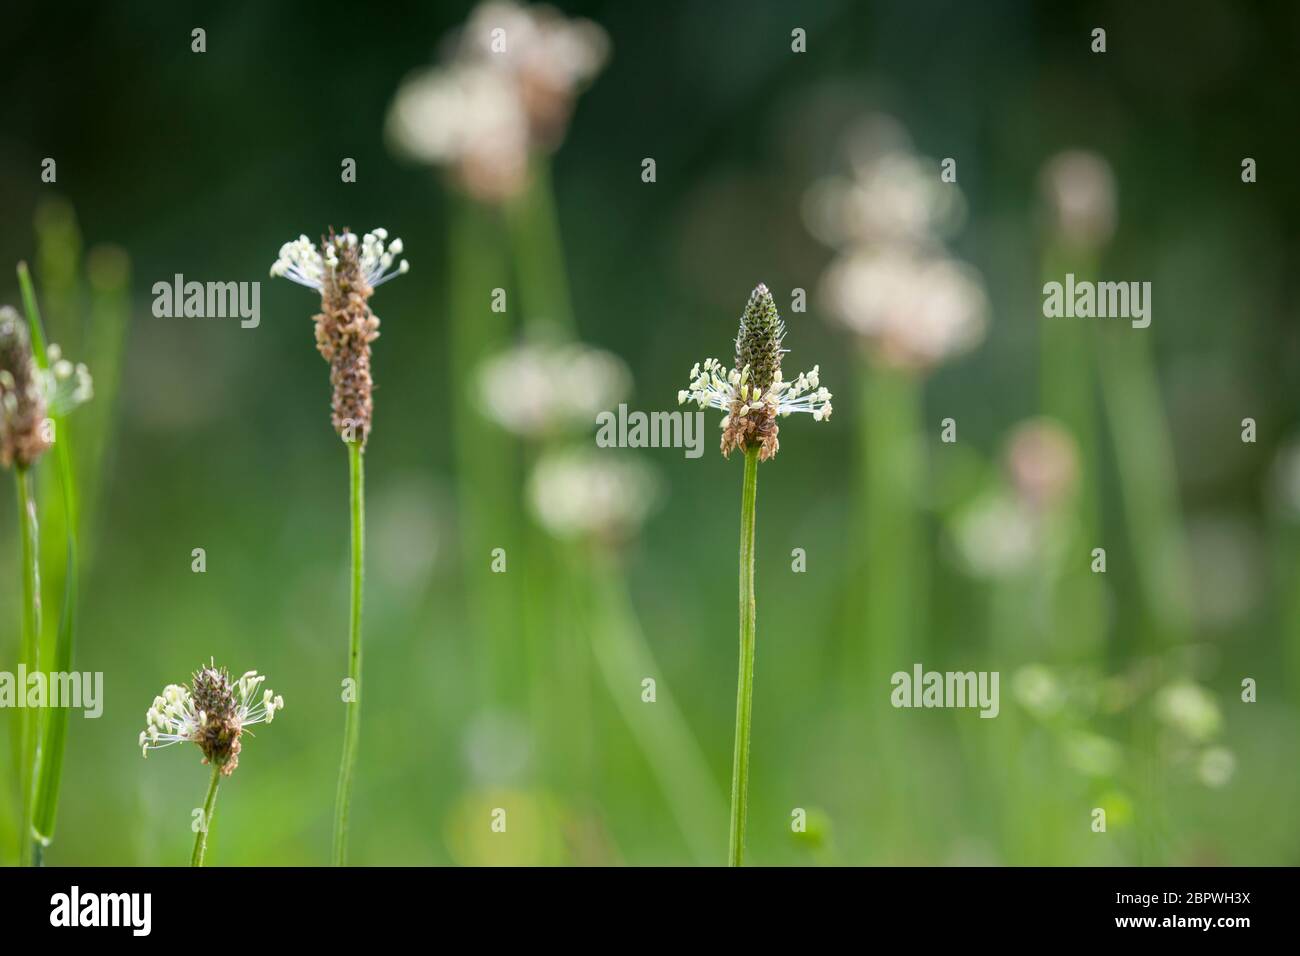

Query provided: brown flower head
[0,306,49,468]
[140,662,284,777]
[270,229,409,446]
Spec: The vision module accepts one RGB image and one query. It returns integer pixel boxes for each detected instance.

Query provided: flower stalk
[140,663,283,864]
[680,283,831,866]
[191,764,221,867]
[15,465,40,866]
[728,445,760,866]
[271,227,404,864]
[334,438,365,865]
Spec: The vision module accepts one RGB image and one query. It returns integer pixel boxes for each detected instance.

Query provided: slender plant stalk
[191,765,221,867]
[728,446,760,866]
[448,196,518,708]
[507,156,576,340]
[333,440,365,865]
[15,467,41,867]
[19,261,80,860]
[31,438,76,855]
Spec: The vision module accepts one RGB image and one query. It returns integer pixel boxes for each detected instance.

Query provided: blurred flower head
[1154,680,1221,743]
[1013,664,1066,719]
[0,306,92,469]
[388,63,532,203]
[679,284,832,461]
[804,149,964,249]
[387,2,609,202]
[529,448,660,543]
[953,492,1037,578]
[1039,149,1117,250]
[139,663,283,776]
[819,248,988,371]
[462,1,609,148]
[1197,746,1236,788]
[1004,418,1079,512]
[478,341,629,437]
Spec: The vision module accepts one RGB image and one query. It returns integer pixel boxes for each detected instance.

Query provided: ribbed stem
[16,467,41,866]
[333,440,365,865]
[190,764,221,867]
[728,447,760,866]
[31,429,78,853]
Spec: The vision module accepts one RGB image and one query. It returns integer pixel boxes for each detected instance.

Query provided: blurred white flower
[1155,681,1222,743]
[820,247,988,369]
[1013,664,1066,719]
[1004,418,1079,512]
[804,151,964,249]
[1064,731,1122,778]
[478,341,630,436]
[462,1,609,146]
[1197,746,1236,788]
[1039,150,1117,250]
[386,2,609,201]
[953,492,1036,578]
[529,448,659,541]
[387,63,531,203]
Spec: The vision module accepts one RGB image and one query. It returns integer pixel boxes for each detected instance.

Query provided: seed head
[0,306,49,469]
[270,228,408,446]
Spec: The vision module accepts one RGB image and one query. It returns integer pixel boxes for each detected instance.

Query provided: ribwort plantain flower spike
[139,662,284,776]
[270,228,409,445]
[679,284,832,461]
[0,306,93,470]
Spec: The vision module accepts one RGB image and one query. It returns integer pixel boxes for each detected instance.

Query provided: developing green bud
[734,283,786,394]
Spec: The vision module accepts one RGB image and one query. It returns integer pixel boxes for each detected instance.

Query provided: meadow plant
[139,663,283,866]
[679,283,832,865]
[2,269,93,866]
[270,228,407,864]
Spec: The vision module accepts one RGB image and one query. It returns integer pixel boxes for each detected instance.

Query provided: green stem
[333,440,365,865]
[448,196,517,710]
[31,426,78,853]
[191,765,221,867]
[507,156,576,340]
[728,447,760,866]
[18,259,84,860]
[16,467,41,867]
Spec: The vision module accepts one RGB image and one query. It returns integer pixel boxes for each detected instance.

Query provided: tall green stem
[19,262,81,859]
[728,447,760,866]
[191,765,221,867]
[30,434,75,856]
[507,157,576,340]
[333,440,365,865]
[16,467,41,866]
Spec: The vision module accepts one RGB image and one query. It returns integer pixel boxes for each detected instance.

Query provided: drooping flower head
[140,662,283,776]
[528,448,660,545]
[477,341,629,438]
[1039,149,1116,252]
[270,228,408,446]
[386,1,609,202]
[679,284,832,461]
[0,306,93,469]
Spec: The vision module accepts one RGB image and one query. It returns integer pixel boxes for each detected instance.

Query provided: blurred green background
[1,0,1297,865]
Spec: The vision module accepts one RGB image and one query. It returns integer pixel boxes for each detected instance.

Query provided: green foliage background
[0,0,1296,865]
